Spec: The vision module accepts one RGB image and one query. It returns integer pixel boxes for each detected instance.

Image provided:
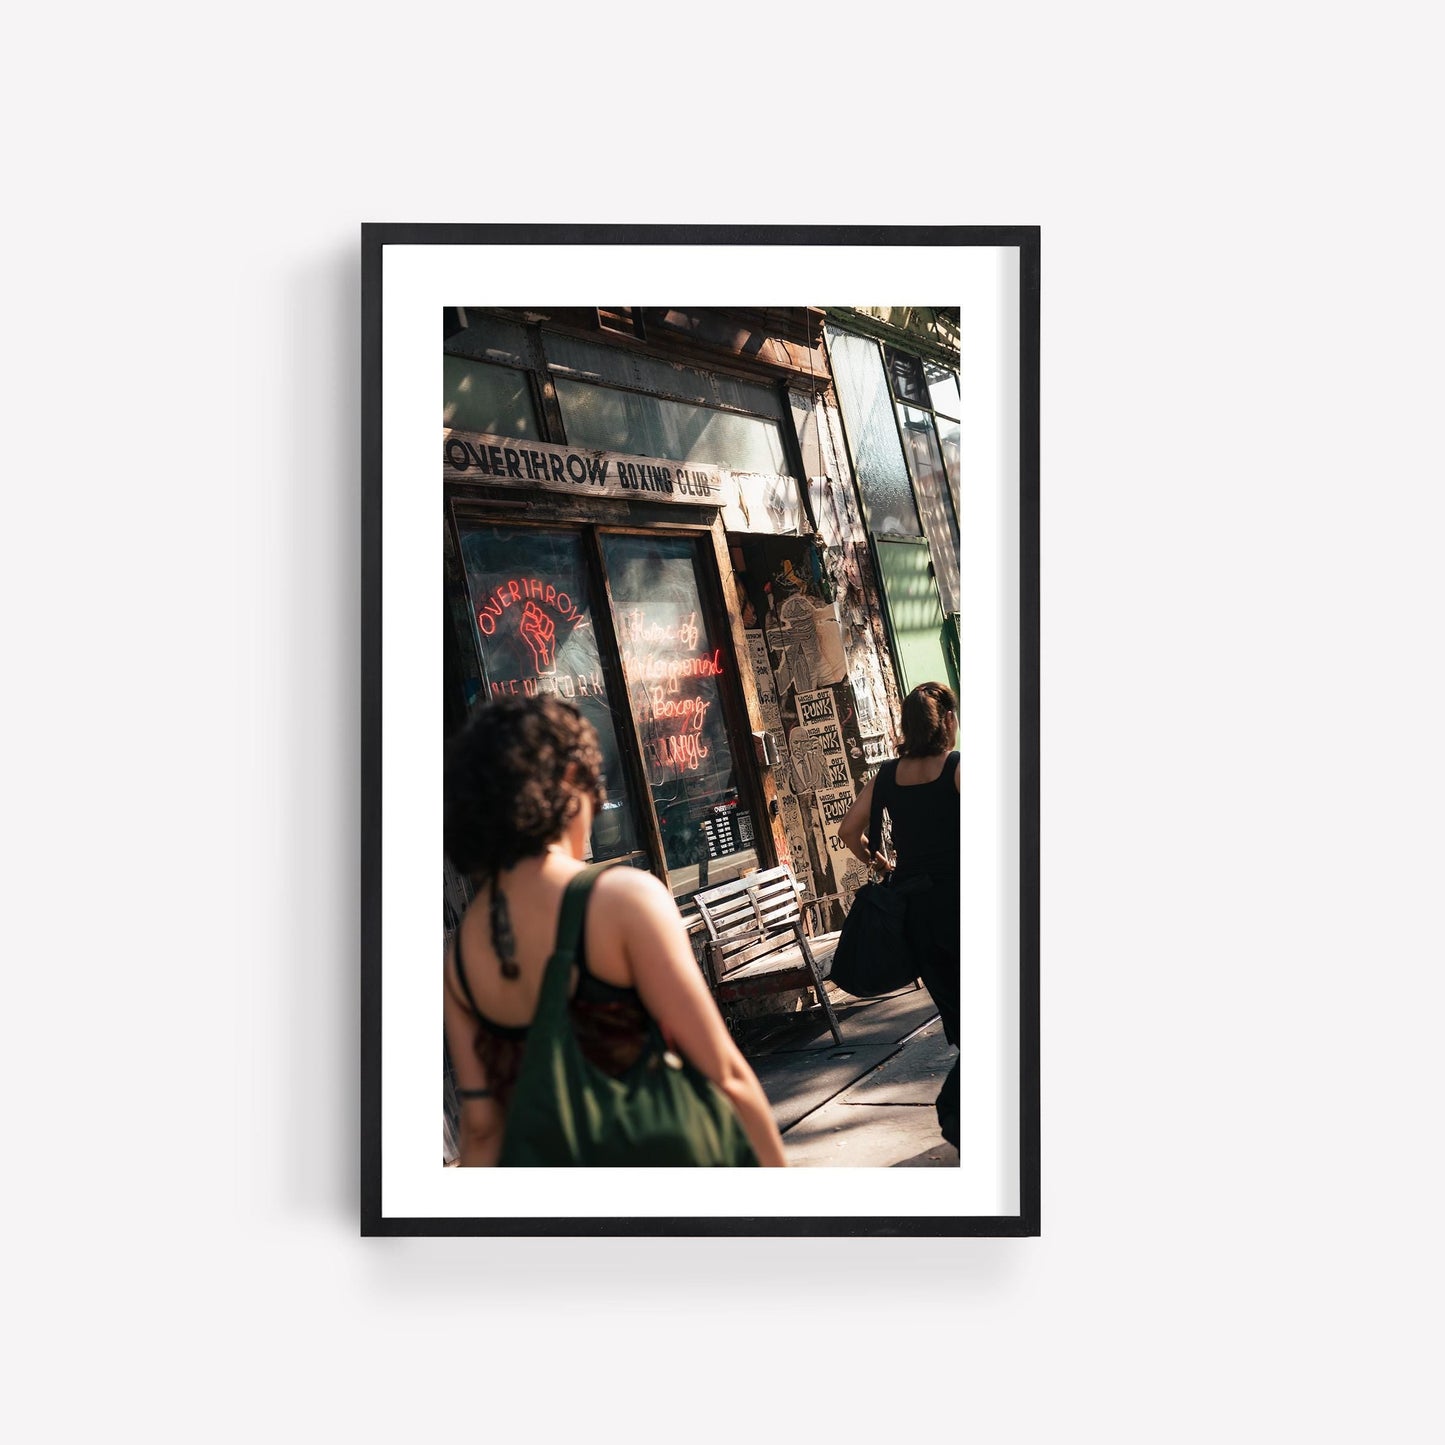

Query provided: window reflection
[600,534,760,901]
[885,346,929,405]
[455,524,643,865]
[555,378,788,476]
[935,414,960,495]
[897,407,959,616]
[924,359,960,418]
[826,327,923,537]
[443,357,538,438]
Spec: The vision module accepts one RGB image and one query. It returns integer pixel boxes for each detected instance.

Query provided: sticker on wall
[774,593,847,693]
[744,629,783,732]
[762,609,793,699]
[769,728,792,788]
[815,785,861,892]
[796,686,837,727]
[778,793,815,899]
[721,472,805,536]
[861,734,891,765]
[792,689,852,793]
[837,854,871,896]
[788,725,827,794]
[850,658,888,739]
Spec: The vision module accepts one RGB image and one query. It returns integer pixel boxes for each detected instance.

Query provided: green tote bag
[497,863,759,1167]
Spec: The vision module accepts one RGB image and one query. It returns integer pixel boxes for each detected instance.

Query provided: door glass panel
[600,533,761,901]
[454,524,644,865]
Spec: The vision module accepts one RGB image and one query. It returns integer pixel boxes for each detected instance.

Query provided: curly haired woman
[443,694,786,1166]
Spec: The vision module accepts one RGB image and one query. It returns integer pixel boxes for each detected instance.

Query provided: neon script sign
[615,608,725,774]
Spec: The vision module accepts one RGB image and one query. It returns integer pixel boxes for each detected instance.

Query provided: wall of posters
[795,389,904,762]
[731,534,881,910]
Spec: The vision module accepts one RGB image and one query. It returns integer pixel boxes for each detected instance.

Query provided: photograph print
[364,229,1038,1235]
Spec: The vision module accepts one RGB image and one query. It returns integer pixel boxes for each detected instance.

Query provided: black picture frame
[361,225,1039,1236]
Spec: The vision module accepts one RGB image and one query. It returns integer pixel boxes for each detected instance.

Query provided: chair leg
[797,930,843,1046]
[817,981,844,1046]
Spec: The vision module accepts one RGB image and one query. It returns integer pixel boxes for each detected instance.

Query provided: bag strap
[869,760,897,867]
[531,861,617,1034]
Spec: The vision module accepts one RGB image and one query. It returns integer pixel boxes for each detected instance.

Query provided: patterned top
[451,899,652,1110]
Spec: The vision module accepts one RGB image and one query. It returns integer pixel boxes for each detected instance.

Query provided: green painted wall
[875,538,952,696]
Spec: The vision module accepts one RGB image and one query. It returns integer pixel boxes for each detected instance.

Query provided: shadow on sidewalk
[892,1142,961,1167]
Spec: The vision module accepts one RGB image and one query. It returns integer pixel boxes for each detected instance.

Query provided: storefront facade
[442,306,960,927]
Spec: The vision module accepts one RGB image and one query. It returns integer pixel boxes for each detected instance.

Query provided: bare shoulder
[594,863,674,913]
[590,866,688,980]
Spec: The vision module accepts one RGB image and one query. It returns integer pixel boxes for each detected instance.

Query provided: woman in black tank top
[839,681,961,1150]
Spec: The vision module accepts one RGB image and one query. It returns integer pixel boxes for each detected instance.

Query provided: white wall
[5,5,1442,1441]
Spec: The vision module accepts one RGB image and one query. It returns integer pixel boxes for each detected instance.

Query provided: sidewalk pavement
[739,984,959,1168]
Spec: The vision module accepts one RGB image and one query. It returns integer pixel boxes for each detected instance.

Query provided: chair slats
[719,943,812,981]
[716,932,810,975]
[693,874,765,907]
[708,900,801,946]
[696,876,798,932]
[700,897,758,930]
[712,920,801,958]
[692,865,843,1045]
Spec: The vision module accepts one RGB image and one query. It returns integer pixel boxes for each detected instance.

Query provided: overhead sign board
[444,428,726,506]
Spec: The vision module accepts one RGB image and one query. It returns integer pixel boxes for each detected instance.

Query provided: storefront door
[598,531,763,900]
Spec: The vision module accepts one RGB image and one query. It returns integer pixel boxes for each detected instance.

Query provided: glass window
[875,538,952,696]
[885,346,929,405]
[826,326,922,537]
[545,330,786,419]
[597,307,641,338]
[898,405,959,616]
[935,414,960,495]
[599,534,761,901]
[924,359,960,418]
[555,378,788,476]
[443,356,538,439]
[454,524,644,865]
